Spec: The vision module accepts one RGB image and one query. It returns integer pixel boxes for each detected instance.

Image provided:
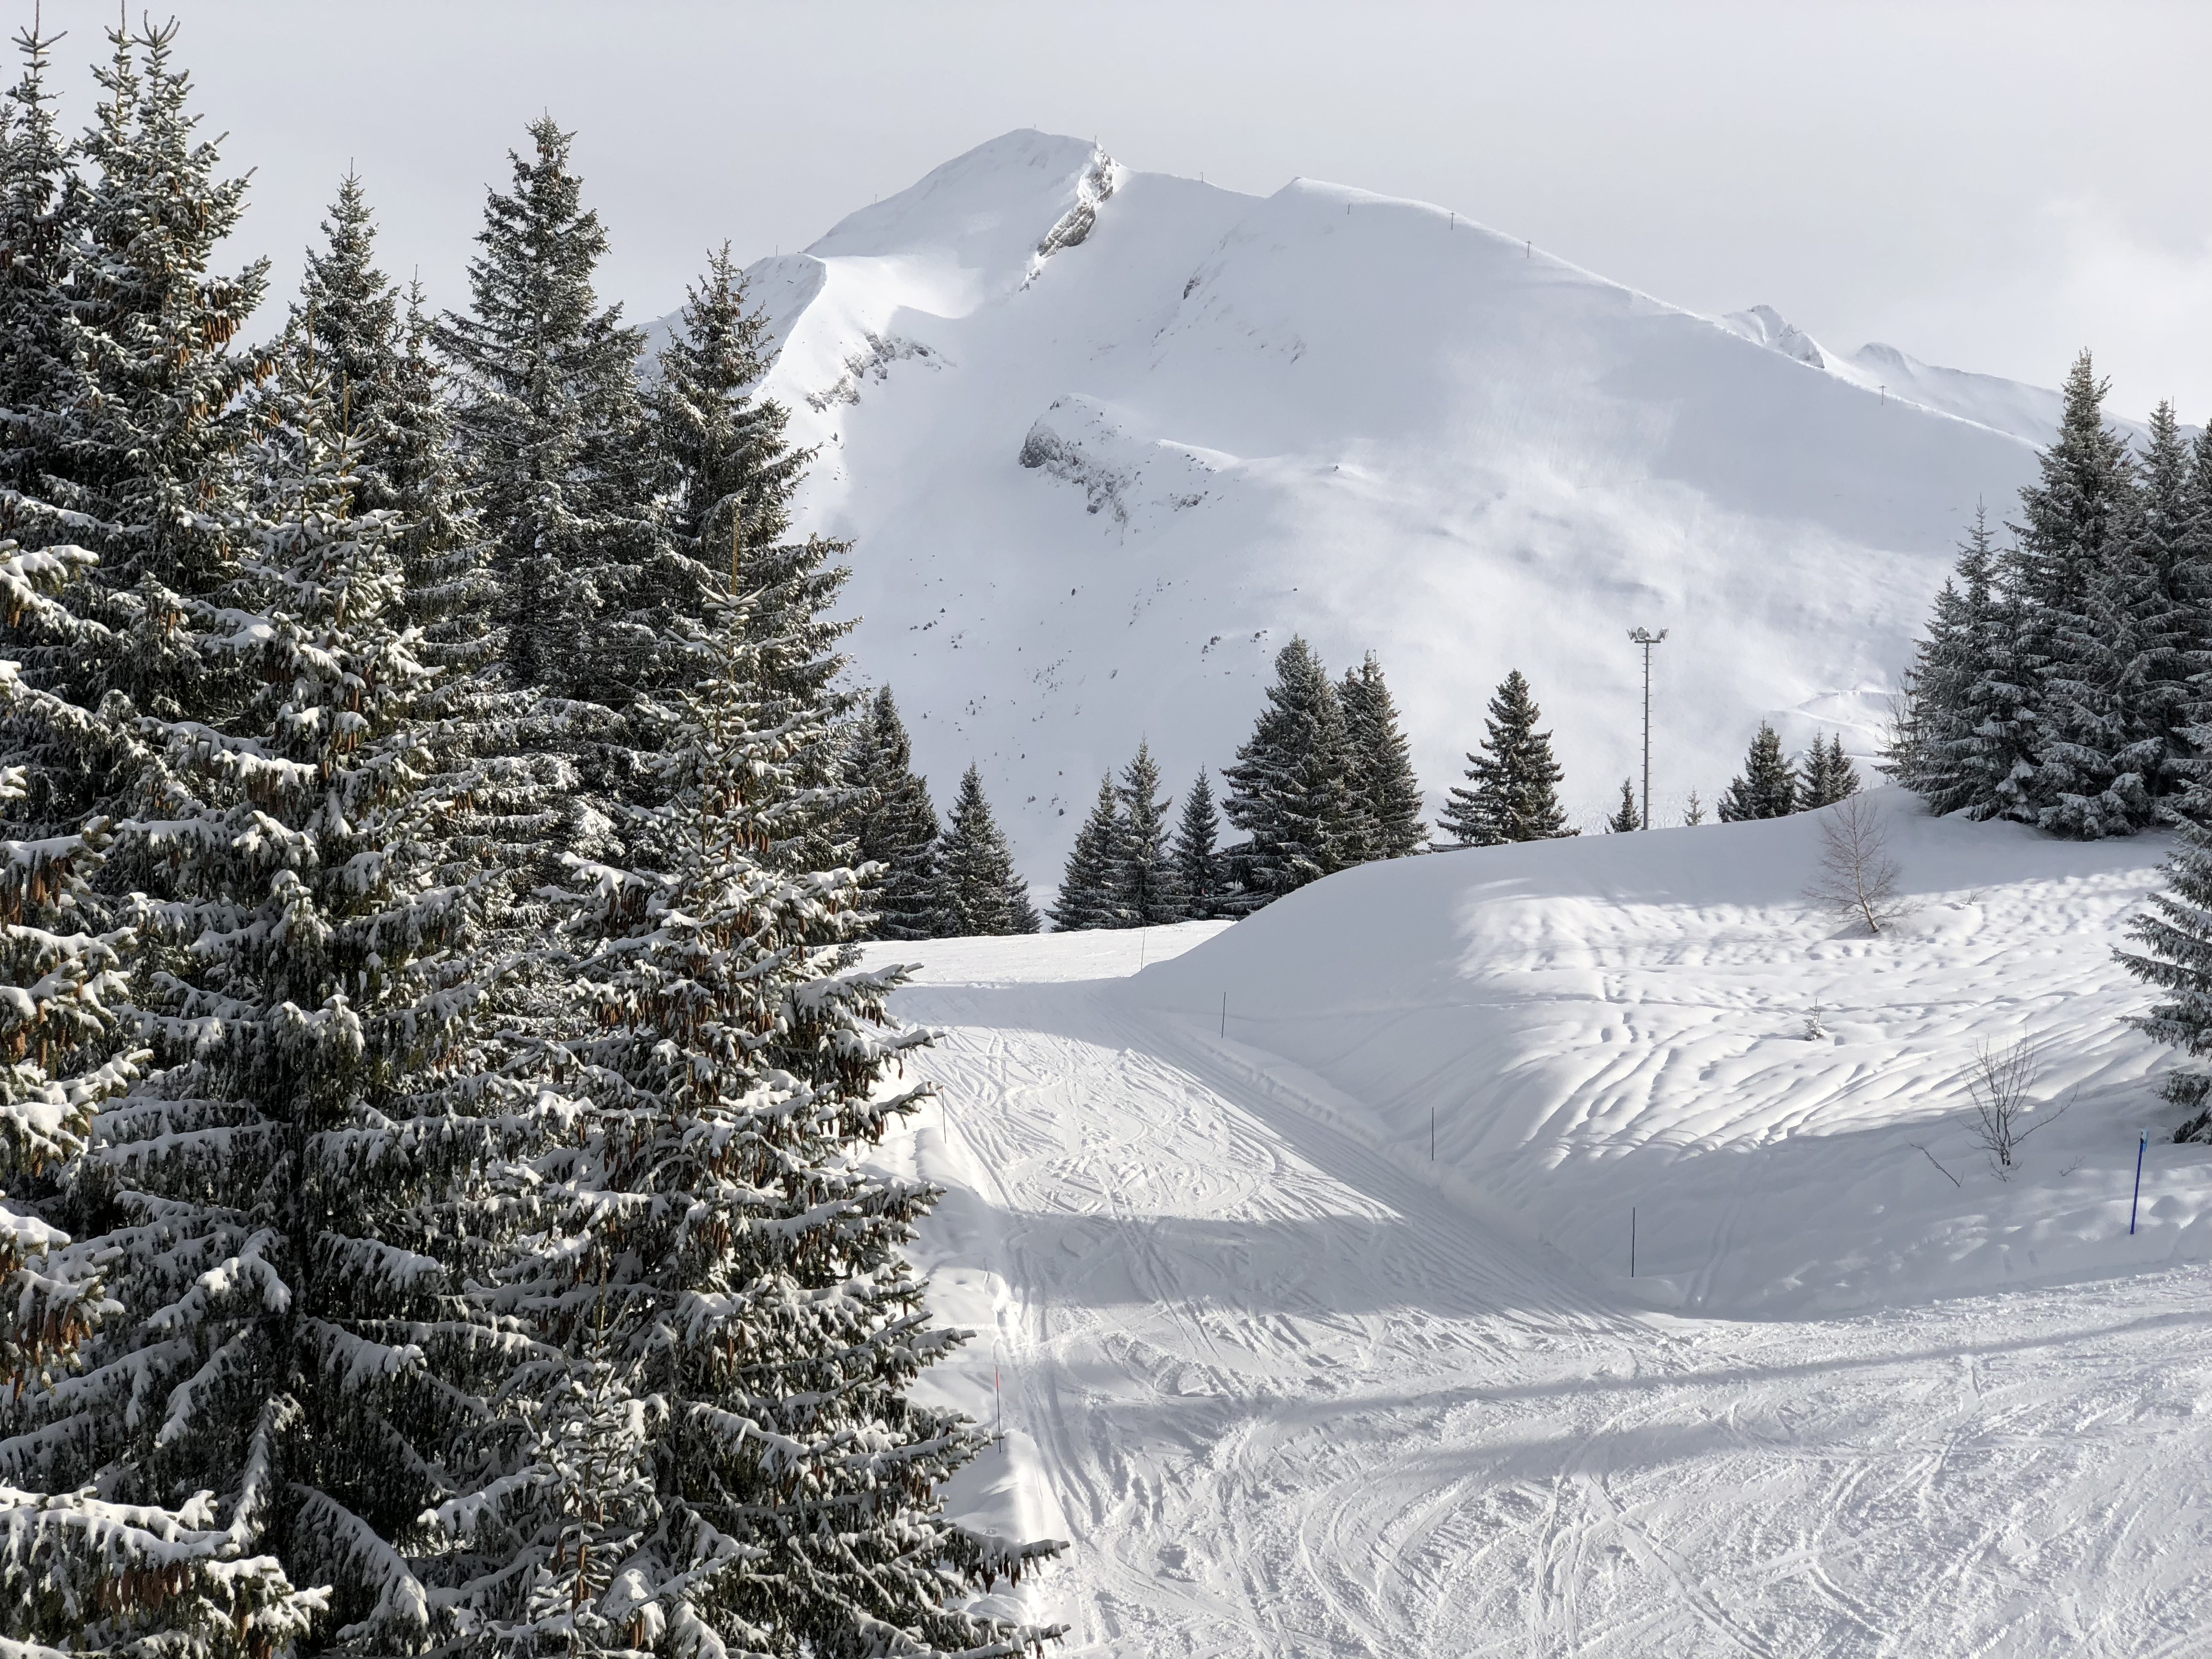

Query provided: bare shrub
[1806,795,1908,933]
[1968,1038,2065,1178]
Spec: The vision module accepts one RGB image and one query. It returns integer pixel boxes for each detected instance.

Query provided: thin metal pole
[1628,628,1668,829]
[1220,993,1227,1037]
[1430,1107,1435,1161]
[2131,1131,2148,1234]
[1631,1207,1637,1277]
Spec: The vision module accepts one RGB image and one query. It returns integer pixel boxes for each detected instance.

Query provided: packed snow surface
[864,798,2212,1655]
[707,130,2145,882]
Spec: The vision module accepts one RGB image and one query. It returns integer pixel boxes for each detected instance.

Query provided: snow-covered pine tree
[7,336,542,1652]
[446,572,1061,1653]
[1115,739,1185,924]
[290,174,400,511]
[1799,734,1860,809]
[1438,670,1573,845]
[937,763,1040,936]
[644,241,859,867]
[1222,637,1357,905]
[1339,652,1427,860]
[0,556,321,1656]
[1172,769,1227,920]
[1718,722,1797,821]
[1683,789,1705,826]
[1605,779,1640,832]
[2110,400,2210,816]
[648,243,810,592]
[439,116,660,723]
[2117,812,2212,1141]
[849,687,943,940]
[1890,504,2041,820]
[1052,773,1129,930]
[4,18,268,836]
[650,245,826,699]
[2011,351,2144,836]
[0,18,80,504]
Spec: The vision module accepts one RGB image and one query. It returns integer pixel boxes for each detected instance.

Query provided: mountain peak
[807,131,1114,278]
[1719,304,1832,369]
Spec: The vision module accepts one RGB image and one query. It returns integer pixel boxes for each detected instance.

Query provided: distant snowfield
[860,802,2212,1655]
[698,129,2126,884]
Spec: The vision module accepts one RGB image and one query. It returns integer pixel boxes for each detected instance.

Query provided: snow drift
[1120,791,2201,1314]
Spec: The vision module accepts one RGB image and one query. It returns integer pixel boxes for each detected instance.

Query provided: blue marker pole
[2130,1131,2148,1235]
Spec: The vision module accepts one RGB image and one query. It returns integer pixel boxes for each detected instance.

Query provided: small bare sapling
[1806,795,1908,933]
[1968,1037,2065,1178]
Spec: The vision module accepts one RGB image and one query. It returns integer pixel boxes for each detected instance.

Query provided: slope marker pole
[2131,1131,2148,1235]
[1430,1107,1436,1161]
[1631,1207,1637,1277]
[1220,993,1227,1037]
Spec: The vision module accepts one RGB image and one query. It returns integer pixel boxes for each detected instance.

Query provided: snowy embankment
[1127,790,2204,1315]
[861,804,2212,1655]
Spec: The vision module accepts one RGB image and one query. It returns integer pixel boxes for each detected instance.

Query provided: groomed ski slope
[863,795,2212,1656]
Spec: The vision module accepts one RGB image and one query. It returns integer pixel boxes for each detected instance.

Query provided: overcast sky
[28,1,2212,419]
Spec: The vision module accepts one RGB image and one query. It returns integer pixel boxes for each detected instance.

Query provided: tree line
[854,647,1863,939]
[0,20,1055,1656]
[1888,351,2212,836]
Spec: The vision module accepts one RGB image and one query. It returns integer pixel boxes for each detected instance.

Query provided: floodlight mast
[1627,628,1668,828]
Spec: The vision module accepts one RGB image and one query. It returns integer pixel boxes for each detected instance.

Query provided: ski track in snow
[866,918,2212,1656]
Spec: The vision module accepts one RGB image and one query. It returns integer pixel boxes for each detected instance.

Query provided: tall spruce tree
[439,117,661,729]
[1115,739,1185,924]
[649,246,859,872]
[443,571,1062,1652]
[0,548,320,1658]
[290,174,400,509]
[2011,351,2143,836]
[4,337,541,1650]
[849,687,943,941]
[3,18,269,835]
[1172,769,1227,921]
[1799,733,1861,808]
[1887,505,2029,817]
[1605,778,1641,832]
[2110,400,2210,814]
[1340,652,1428,860]
[1439,670,1573,845]
[1052,773,1128,931]
[0,19,79,503]
[1222,637,1357,905]
[1718,722,1797,820]
[648,243,810,583]
[937,763,1040,936]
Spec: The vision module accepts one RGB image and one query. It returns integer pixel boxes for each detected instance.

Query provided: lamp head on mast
[1627,627,1668,648]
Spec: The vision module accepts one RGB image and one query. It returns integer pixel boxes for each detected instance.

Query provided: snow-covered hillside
[861,800,2212,1653]
[721,131,2093,882]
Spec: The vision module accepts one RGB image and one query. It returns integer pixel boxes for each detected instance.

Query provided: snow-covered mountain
[706,131,2073,882]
